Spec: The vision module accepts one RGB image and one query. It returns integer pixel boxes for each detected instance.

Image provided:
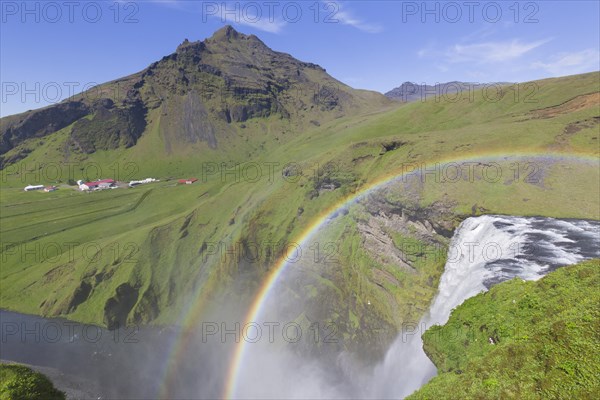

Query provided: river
[2,215,599,399]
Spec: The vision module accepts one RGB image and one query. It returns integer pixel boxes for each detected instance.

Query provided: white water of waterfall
[367,215,600,399]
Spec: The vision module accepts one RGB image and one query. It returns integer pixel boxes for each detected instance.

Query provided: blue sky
[1,0,599,116]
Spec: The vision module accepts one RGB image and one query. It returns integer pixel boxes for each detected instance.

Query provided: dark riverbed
[0,307,239,399]
[1,310,170,398]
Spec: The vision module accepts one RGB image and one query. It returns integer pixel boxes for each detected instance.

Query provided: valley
[1,23,599,400]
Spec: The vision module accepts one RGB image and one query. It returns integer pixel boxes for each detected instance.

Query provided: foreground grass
[0,364,65,400]
[408,259,600,400]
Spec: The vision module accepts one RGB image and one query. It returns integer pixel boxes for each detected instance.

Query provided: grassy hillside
[0,364,65,400]
[408,259,600,400]
[1,66,599,357]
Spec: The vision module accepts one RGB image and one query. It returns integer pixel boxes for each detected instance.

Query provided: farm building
[24,185,44,191]
[128,178,158,187]
[178,178,198,184]
[79,179,116,191]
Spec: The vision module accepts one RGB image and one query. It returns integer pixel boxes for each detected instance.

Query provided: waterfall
[368,215,600,398]
[214,215,600,398]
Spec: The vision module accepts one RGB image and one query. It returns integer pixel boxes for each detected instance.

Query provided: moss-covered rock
[408,259,600,400]
[0,364,65,400]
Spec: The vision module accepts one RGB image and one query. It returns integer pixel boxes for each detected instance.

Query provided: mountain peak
[0,24,391,166]
[211,25,241,41]
[176,38,203,52]
[176,26,247,53]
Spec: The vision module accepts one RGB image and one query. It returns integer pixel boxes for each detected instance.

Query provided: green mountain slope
[408,259,600,400]
[0,26,598,358]
[0,25,390,170]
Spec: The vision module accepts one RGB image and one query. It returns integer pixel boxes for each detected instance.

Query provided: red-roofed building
[178,178,198,185]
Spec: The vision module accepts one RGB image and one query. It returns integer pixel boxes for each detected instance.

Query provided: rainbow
[158,150,599,399]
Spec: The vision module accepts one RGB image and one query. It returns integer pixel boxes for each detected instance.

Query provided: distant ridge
[385,81,510,102]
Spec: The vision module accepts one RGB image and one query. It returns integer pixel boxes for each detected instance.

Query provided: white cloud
[153,1,381,34]
[531,49,600,76]
[322,1,383,33]
[418,39,550,66]
[444,39,550,64]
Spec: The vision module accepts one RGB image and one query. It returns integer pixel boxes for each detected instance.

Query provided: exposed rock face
[363,193,460,238]
[0,101,90,165]
[357,216,415,271]
[153,24,342,127]
[69,99,147,153]
[133,285,160,324]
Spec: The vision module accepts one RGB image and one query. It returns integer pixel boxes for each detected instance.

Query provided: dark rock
[69,100,147,153]
[0,101,90,155]
[66,281,92,313]
[103,283,139,330]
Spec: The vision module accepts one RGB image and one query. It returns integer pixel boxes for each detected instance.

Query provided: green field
[1,71,599,354]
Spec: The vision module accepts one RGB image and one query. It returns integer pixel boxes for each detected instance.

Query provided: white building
[128,178,158,187]
[24,185,44,191]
